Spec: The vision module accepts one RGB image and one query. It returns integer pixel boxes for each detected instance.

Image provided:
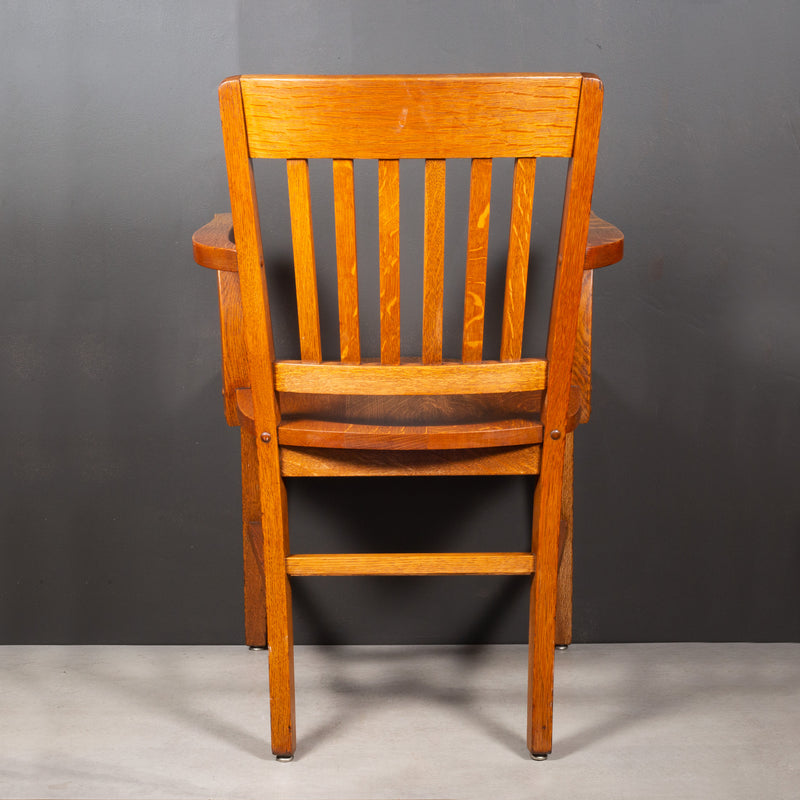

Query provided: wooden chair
[192,73,623,760]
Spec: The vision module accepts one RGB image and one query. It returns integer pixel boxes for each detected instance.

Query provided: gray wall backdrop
[2,1,798,644]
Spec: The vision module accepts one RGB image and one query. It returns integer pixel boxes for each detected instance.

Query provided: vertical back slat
[332,159,361,363]
[378,159,401,364]
[422,159,446,364]
[286,158,322,362]
[500,157,537,361]
[462,158,493,362]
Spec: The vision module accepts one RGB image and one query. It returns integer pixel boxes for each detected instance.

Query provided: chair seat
[235,385,582,450]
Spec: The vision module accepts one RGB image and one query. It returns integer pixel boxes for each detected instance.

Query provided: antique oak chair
[193,73,623,760]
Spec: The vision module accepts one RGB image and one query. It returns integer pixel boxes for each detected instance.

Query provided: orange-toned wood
[191,208,622,277]
[218,78,279,430]
[242,431,266,647]
[500,158,537,361]
[238,386,580,447]
[379,159,401,364]
[573,270,593,424]
[287,159,322,363]
[192,209,625,272]
[279,444,542,477]
[240,74,582,159]
[462,158,493,362]
[286,552,535,576]
[277,416,543,450]
[203,73,620,760]
[241,387,550,429]
[272,359,546,396]
[332,159,361,363]
[528,74,604,758]
[279,390,544,425]
[584,212,624,270]
[219,77,295,759]
[423,159,446,364]
[555,432,574,647]
[193,213,238,271]
[217,271,249,426]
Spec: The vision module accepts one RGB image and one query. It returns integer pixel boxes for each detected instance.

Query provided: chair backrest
[219,73,603,439]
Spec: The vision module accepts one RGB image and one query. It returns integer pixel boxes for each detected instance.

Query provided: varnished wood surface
[237,386,580,448]
[272,359,546,396]
[528,73,604,758]
[240,74,582,159]
[584,212,624,269]
[192,213,237,271]
[206,73,618,759]
[279,444,542,477]
[277,416,543,450]
[332,159,361,363]
[242,433,266,647]
[572,270,594,424]
[462,158,493,362]
[500,157,537,361]
[286,552,535,576]
[555,432,574,647]
[287,159,322,362]
[378,159,401,364]
[191,211,623,275]
[423,159,446,364]
[220,77,295,758]
[216,271,249,426]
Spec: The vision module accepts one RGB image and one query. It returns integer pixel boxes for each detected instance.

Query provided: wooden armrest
[193,213,238,271]
[585,212,624,270]
[194,210,620,273]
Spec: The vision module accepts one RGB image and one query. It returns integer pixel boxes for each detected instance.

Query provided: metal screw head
[260,431,271,443]
[550,429,562,440]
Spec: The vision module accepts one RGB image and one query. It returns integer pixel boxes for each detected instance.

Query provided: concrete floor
[1,643,798,799]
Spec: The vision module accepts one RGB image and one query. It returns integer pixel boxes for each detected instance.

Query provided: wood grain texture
[287,159,322,362]
[554,432,574,647]
[193,213,238,271]
[500,157,536,361]
[240,386,576,443]
[242,431,266,648]
[218,78,279,430]
[286,552,535,576]
[206,73,618,759]
[573,270,593,425]
[379,159,401,364]
[240,74,581,159]
[273,359,546,395]
[238,387,550,432]
[279,444,541,477]
[278,390,545,425]
[584,212,624,270]
[277,416,543,450]
[462,158,493,362]
[190,208,622,277]
[528,74,603,758]
[422,159,446,364]
[219,77,295,757]
[217,271,249,426]
[332,159,361,363]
